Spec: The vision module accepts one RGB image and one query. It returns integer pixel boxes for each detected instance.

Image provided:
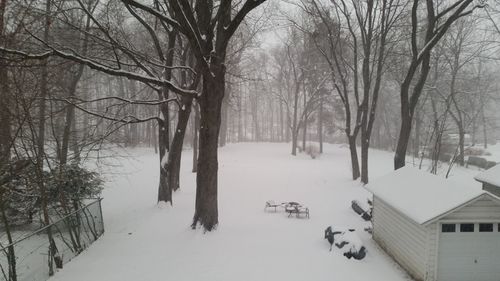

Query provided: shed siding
[441,196,500,221]
[425,195,500,281]
[373,196,428,281]
[425,223,438,281]
[482,183,500,197]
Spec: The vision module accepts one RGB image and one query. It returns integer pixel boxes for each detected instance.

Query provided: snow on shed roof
[365,166,487,225]
[474,165,500,188]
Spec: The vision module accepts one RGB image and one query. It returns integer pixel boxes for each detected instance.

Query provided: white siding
[425,223,438,281]
[425,195,500,281]
[440,195,500,221]
[372,196,429,281]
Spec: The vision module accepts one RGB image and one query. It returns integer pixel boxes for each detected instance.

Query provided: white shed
[366,167,500,281]
[475,165,500,197]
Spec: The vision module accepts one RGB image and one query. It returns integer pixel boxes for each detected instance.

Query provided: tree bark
[457,122,465,166]
[192,67,224,231]
[60,68,84,165]
[156,31,176,203]
[318,98,323,153]
[482,105,487,149]
[168,96,193,192]
[0,0,10,169]
[192,101,199,173]
[348,135,361,180]
[394,111,413,169]
[219,84,229,146]
[361,131,369,184]
[0,59,10,168]
[302,83,307,151]
[0,191,17,281]
[157,106,171,203]
[37,0,59,275]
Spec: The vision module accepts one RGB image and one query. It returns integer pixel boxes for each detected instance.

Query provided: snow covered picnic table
[284,202,310,218]
[264,201,310,218]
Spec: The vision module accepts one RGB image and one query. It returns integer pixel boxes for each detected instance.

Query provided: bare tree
[393,0,484,169]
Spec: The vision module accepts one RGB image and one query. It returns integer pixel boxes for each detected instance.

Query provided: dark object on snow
[361,212,372,221]
[285,203,309,218]
[54,255,63,269]
[364,226,373,234]
[485,161,497,169]
[351,200,372,221]
[324,226,350,251]
[467,156,488,168]
[344,246,367,260]
[264,200,284,212]
[351,200,364,215]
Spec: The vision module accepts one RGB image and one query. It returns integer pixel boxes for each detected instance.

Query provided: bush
[305,145,320,159]
[467,156,488,168]
[47,164,104,201]
[2,163,103,225]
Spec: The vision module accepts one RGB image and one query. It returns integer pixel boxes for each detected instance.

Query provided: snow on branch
[0,47,198,97]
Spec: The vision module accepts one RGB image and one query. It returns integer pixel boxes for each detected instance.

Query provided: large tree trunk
[457,123,465,166]
[168,97,193,192]
[394,111,412,169]
[60,68,83,165]
[157,104,171,203]
[37,0,58,275]
[318,100,323,153]
[413,109,421,158]
[156,31,176,203]
[361,130,369,184]
[237,94,243,142]
[0,0,11,169]
[348,135,361,180]
[192,68,224,231]
[219,84,229,147]
[291,129,298,155]
[482,105,488,149]
[0,59,10,167]
[192,101,199,173]
[0,192,17,281]
[279,100,284,142]
[302,87,307,151]
[291,80,299,155]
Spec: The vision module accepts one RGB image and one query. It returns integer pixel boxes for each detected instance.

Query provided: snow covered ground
[47,142,488,281]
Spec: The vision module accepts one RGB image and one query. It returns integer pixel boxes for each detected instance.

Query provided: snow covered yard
[48,143,435,281]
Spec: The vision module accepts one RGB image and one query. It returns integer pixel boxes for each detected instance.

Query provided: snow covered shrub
[46,164,104,202]
[324,226,367,260]
[1,161,39,225]
[305,145,320,159]
[1,163,103,225]
[465,147,487,156]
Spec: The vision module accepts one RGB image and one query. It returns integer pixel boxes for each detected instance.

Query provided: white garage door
[438,223,500,281]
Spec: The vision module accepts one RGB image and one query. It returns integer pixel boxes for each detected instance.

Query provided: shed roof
[474,165,500,187]
[365,166,493,225]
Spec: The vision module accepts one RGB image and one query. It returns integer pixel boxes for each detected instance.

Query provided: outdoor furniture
[264,201,310,218]
[264,200,283,212]
[285,203,309,218]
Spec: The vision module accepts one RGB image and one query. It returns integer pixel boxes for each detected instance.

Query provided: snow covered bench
[264,200,284,212]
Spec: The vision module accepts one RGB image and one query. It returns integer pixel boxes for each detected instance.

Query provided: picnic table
[264,200,310,218]
[284,202,310,218]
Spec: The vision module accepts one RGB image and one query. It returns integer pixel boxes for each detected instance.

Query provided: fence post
[98,198,105,234]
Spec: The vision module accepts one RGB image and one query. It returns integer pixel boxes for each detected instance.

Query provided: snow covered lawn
[48,143,452,281]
